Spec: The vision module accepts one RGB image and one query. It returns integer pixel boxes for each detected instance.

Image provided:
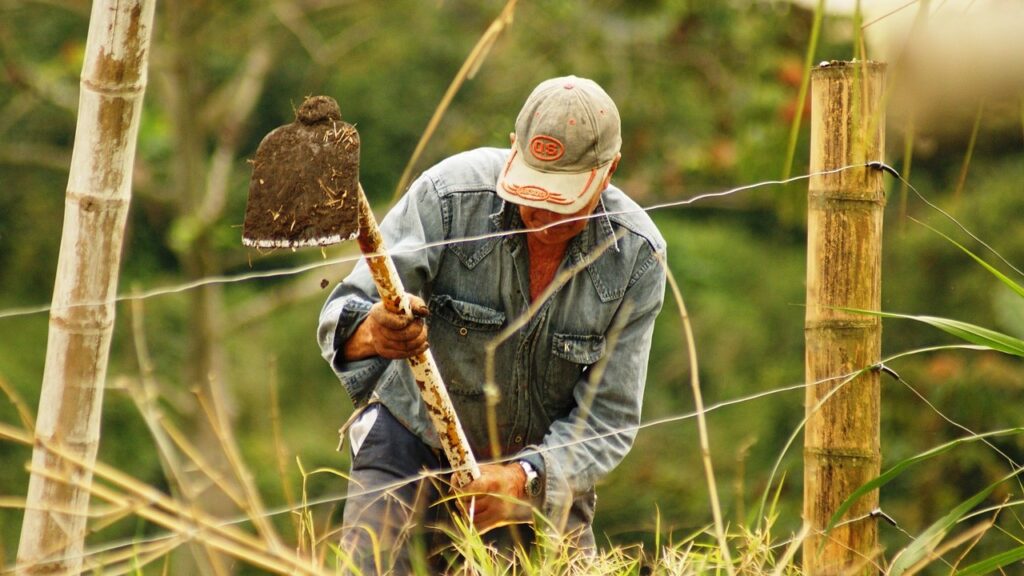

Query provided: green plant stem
[781,0,825,180]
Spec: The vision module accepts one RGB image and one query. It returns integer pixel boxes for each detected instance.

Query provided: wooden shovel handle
[354,185,480,487]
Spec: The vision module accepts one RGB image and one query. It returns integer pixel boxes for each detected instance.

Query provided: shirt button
[514,435,523,443]
[459,327,468,336]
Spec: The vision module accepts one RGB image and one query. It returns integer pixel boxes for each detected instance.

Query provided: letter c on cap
[529,136,565,162]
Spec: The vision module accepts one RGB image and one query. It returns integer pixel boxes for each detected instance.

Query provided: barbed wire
[10,343,1004,573]
[7,161,1013,326]
[1,365,843,572]
[4,163,1022,571]
[0,164,864,323]
[876,161,1024,279]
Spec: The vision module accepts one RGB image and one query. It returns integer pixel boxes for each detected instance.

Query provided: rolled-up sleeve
[535,246,666,523]
[317,174,447,407]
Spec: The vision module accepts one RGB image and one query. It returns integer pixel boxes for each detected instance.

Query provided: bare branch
[0,144,71,172]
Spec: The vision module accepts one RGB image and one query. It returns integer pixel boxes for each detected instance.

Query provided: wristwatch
[517,459,542,498]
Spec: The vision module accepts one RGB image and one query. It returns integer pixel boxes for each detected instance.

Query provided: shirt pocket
[427,294,506,396]
[545,333,607,413]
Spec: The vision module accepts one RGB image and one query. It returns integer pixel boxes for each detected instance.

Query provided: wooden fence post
[16,1,156,574]
[803,60,887,575]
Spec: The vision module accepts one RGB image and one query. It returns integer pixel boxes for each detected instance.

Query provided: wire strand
[0,164,865,323]
[875,161,1024,279]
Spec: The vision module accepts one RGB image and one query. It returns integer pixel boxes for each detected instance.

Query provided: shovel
[242,95,480,487]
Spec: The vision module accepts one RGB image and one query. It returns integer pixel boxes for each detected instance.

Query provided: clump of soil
[242,95,361,248]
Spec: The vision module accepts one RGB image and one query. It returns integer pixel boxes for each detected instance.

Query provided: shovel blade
[242,95,361,248]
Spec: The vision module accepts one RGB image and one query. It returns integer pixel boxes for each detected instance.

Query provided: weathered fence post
[17,1,156,574]
[803,60,886,575]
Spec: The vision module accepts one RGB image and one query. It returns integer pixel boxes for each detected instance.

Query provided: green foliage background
[1,0,1022,570]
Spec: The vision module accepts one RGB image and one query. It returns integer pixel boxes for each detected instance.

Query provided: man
[318,75,665,571]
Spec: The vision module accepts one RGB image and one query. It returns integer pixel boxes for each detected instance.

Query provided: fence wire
[0,164,865,323]
[3,163,1023,572]
[8,341,1014,573]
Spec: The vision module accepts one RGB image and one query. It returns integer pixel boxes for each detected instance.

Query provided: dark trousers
[340,404,448,574]
[340,405,535,574]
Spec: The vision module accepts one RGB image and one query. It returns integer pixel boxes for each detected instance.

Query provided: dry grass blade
[902,520,995,576]
[953,99,984,203]
[485,230,624,377]
[268,355,297,512]
[771,522,811,576]
[127,292,228,576]
[391,0,519,203]
[0,496,127,521]
[862,0,920,29]
[569,300,633,438]
[657,253,736,576]
[84,533,186,576]
[194,390,286,555]
[757,369,861,525]
[0,421,330,576]
[25,463,313,576]
[158,417,246,507]
[951,502,1004,573]
[483,229,624,462]
[0,375,33,433]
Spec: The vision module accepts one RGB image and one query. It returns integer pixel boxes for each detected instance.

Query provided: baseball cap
[497,76,621,215]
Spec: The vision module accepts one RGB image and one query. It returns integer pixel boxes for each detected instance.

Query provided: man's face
[518,191,602,246]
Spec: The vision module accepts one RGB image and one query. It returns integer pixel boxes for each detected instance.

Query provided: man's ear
[509,132,516,146]
[601,153,622,188]
[609,153,621,176]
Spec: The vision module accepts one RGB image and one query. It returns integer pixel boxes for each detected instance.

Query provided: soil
[242,95,361,247]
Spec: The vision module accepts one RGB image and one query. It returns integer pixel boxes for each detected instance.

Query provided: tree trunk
[16,1,156,574]
[803,61,886,575]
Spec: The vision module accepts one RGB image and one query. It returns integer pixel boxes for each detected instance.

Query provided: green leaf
[956,546,1024,576]
[888,468,1024,575]
[781,0,825,180]
[844,309,1024,357]
[827,428,1024,534]
[914,219,1024,300]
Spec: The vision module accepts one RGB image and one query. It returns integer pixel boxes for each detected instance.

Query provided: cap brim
[497,147,613,215]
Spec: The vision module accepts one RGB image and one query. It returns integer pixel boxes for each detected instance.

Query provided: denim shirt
[318,147,666,527]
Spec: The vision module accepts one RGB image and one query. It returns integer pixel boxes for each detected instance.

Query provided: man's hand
[343,295,430,360]
[458,463,534,532]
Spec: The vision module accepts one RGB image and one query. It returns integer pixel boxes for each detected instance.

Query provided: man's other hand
[343,295,430,360]
[458,463,533,532]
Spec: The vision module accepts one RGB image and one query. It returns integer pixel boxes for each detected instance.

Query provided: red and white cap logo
[529,135,565,162]
[497,75,621,215]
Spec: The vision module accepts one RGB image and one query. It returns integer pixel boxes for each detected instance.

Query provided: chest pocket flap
[551,333,606,365]
[430,294,506,330]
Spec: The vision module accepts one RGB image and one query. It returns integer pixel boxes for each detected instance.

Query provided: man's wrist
[342,319,375,361]
[516,459,542,500]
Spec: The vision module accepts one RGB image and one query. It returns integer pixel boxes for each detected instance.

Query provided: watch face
[526,475,542,497]
[519,460,542,498]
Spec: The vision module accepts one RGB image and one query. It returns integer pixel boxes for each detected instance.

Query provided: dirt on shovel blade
[242,95,361,248]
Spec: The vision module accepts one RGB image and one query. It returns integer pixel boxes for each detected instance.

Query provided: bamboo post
[803,60,886,575]
[17,1,156,574]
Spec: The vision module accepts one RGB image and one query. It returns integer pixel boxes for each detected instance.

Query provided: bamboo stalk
[16,2,156,574]
[803,60,886,575]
